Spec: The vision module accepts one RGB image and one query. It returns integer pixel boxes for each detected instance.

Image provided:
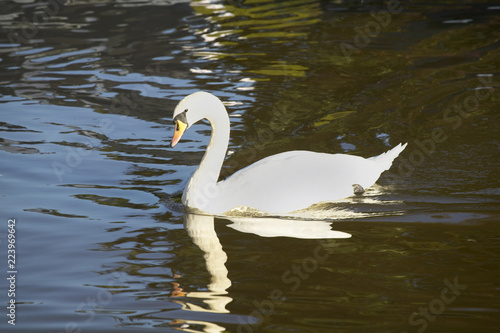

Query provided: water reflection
[225,216,352,239]
[182,214,232,314]
[189,0,322,78]
[2,0,500,331]
[181,212,352,309]
[157,213,351,331]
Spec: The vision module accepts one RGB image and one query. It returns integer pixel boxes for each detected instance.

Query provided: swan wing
[215,150,388,214]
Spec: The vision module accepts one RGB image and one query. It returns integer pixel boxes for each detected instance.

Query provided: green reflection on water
[190,0,322,77]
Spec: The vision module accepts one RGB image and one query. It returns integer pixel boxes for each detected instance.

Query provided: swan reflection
[182,213,232,314]
[177,213,352,319]
[225,216,351,239]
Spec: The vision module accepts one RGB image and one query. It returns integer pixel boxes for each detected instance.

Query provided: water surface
[1,0,499,332]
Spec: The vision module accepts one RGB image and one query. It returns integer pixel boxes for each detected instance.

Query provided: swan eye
[173,109,189,128]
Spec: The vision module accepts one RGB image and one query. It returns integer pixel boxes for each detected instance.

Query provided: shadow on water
[1,0,500,332]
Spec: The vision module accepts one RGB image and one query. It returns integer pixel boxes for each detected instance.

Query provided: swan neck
[189,103,230,194]
[202,116,229,180]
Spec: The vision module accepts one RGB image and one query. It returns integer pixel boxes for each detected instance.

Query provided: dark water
[1,0,500,332]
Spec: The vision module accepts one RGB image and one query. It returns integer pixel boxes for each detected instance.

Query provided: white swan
[170,91,406,215]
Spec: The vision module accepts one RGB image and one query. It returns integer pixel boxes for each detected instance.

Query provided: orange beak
[171,120,187,148]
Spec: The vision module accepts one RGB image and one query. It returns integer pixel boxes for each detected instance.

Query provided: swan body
[171,92,406,215]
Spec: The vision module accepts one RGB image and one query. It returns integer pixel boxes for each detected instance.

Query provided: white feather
[172,92,406,215]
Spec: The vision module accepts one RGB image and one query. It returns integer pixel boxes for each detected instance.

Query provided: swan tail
[368,142,407,171]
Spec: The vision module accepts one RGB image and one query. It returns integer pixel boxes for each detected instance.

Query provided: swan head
[170,91,224,148]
